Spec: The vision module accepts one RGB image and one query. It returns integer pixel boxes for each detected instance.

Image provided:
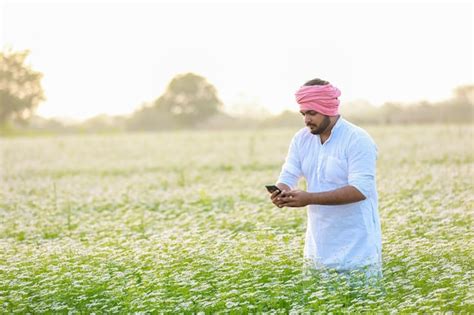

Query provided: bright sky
[1,0,473,120]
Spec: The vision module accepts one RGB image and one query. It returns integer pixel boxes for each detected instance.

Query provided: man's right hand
[270,183,290,208]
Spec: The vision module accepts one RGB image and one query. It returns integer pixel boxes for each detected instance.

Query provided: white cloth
[278,117,382,273]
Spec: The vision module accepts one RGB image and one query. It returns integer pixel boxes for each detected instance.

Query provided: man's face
[300,110,330,135]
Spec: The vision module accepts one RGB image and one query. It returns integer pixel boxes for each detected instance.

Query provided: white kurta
[278,117,382,273]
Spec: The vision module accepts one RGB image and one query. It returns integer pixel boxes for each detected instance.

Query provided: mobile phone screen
[265,185,281,194]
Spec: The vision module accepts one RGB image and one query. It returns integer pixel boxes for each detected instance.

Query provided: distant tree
[380,102,403,124]
[453,85,474,105]
[127,103,176,131]
[154,73,222,127]
[80,114,127,133]
[0,49,45,125]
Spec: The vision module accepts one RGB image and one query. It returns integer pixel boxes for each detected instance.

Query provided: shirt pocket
[323,155,348,185]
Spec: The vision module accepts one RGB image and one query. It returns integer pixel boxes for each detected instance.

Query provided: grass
[0,124,473,313]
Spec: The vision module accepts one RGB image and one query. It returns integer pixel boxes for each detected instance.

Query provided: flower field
[1,124,473,313]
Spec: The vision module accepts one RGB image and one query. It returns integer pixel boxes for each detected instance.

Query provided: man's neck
[320,115,340,144]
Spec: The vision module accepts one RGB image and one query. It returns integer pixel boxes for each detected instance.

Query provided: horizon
[1,1,473,121]
[29,84,469,124]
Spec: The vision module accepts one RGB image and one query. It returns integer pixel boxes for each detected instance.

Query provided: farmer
[270,78,382,282]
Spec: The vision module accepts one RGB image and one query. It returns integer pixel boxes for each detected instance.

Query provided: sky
[1,0,473,120]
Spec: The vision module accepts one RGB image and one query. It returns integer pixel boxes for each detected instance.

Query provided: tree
[0,49,45,125]
[154,73,222,127]
[453,85,474,105]
[127,103,177,131]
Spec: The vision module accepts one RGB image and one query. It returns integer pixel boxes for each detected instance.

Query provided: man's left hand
[276,190,311,208]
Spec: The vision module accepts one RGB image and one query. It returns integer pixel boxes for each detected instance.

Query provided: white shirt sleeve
[277,134,303,189]
[347,135,377,198]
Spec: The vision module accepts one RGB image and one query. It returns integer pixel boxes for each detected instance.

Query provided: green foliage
[127,73,223,131]
[155,73,222,127]
[0,126,472,313]
[126,103,178,131]
[0,49,45,125]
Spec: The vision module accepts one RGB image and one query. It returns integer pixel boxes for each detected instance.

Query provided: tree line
[1,49,472,135]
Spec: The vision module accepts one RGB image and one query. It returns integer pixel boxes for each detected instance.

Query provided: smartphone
[265,185,282,195]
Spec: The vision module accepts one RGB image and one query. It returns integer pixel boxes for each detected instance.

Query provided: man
[270,78,382,281]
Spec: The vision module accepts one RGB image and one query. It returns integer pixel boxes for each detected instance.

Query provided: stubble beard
[308,116,331,135]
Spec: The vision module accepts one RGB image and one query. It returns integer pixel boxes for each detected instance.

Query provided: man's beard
[308,116,330,135]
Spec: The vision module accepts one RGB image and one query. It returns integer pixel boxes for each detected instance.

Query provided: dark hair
[304,78,329,86]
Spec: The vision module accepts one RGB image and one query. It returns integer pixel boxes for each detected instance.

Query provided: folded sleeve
[277,134,303,189]
[347,135,378,198]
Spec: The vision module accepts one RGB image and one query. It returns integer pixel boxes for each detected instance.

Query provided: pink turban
[295,84,341,116]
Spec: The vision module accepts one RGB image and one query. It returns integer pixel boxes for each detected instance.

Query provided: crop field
[0,124,473,313]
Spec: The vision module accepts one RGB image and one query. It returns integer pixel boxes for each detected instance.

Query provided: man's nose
[304,115,311,125]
